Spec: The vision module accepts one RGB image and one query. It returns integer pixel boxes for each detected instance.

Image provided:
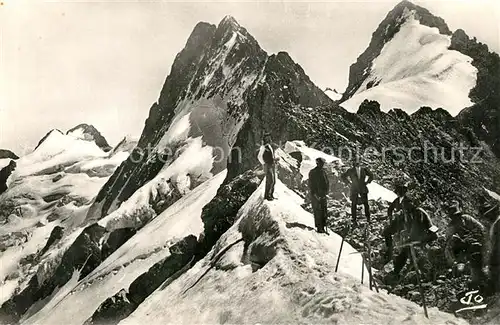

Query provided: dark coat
[388,196,414,220]
[341,166,373,195]
[308,166,329,197]
[262,144,275,165]
[384,203,437,244]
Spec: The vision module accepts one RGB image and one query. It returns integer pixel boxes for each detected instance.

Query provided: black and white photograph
[1,0,499,324]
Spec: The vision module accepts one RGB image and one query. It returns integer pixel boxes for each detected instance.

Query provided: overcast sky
[1,0,498,154]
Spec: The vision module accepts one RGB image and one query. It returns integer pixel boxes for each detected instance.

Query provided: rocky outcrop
[451,29,500,157]
[197,169,264,260]
[341,0,452,102]
[229,51,333,177]
[38,226,64,258]
[67,124,112,152]
[101,228,137,261]
[0,160,16,195]
[85,235,198,325]
[0,149,18,160]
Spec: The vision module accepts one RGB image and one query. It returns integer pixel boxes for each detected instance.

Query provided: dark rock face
[38,226,64,258]
[197,168,264,260]
[0,159,16,189]
[341,0,451,101]
[0,224,106,322]
[101,228,137,261]
[67,124,113,152]
[85,168,266,325]
[85,235,198,325]
[230,51,333,177]
[0,149,18,160]
[451,29,500,157]
[0,160,16,196]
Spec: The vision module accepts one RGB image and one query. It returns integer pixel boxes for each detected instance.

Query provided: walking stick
[364,225,374,291]
[335,223,349,272]
[335,235,345,273]
[361,258,365,284]
[409,243,429,319]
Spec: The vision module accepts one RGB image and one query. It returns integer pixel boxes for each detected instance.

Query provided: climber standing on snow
[341,155,373,226]
[308,157,329,234]
[258,132,277,201]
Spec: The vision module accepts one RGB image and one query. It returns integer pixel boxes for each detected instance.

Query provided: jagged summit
[219,15,240,30]
[342,0,453,101]
[339,0,476,115]
[67,123,112,151]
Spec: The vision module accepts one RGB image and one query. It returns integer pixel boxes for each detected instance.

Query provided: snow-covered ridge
[119,180,466,325]
[341,11,477,115]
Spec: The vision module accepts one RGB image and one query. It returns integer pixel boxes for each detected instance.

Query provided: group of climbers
[257,133,500,295]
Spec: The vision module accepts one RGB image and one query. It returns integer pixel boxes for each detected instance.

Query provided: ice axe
[409,241,429,318]
[335,223,350,273]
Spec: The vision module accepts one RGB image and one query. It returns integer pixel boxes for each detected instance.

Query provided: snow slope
[22,171,226,325]
[0,158,13,170]
[325,88,343,101]
[99,136,215,232]
[119,180,465,325]
[341,9,477,115]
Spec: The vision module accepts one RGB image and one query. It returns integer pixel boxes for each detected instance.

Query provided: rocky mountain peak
[341,0,451,102]
[218,15,240,31]
[66,123,112,151]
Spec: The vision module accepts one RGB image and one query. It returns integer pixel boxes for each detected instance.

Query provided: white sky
[1,0,499,154]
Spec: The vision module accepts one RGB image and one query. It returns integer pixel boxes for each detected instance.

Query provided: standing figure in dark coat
[308,158,329,233]
[341,158,373,225]
[258,132,277,201]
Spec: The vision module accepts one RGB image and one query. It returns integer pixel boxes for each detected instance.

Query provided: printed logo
[454,290,488,314]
